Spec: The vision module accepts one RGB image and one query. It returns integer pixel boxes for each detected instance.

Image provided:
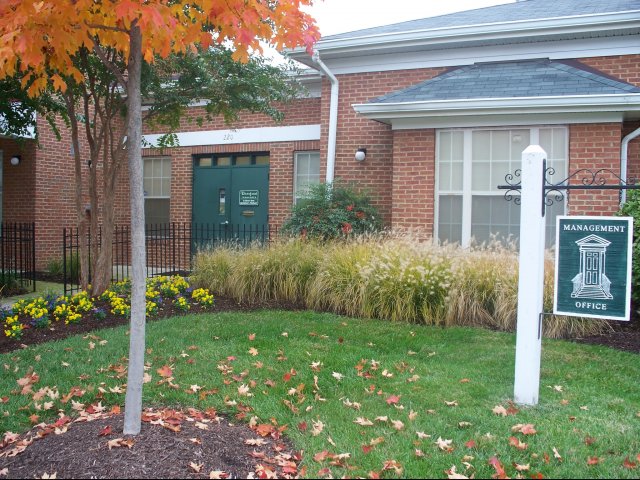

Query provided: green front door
[192,153,270,247]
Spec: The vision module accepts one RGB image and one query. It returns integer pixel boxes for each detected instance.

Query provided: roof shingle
[368,59,640,104]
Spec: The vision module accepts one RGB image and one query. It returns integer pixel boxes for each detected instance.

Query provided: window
[143,157,171,225]
[294,151,320,203]
[194,153,269,167]
[436,127,567,247]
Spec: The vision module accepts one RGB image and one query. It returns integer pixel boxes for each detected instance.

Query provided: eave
[352,94,640,129]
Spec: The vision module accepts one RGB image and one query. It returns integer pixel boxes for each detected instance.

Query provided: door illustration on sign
[571,235,613,299]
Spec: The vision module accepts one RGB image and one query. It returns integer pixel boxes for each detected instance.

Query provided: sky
[263,0,515,63]
[304,0,515,37]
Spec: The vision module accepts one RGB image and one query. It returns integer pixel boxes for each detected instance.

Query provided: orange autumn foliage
[0,0,319,95]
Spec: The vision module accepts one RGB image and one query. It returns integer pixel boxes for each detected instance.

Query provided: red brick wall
[578,55,640,87]
[391,129,436,233]
[1,138,36,224]
[578,55,640,184]
[143,98,321,134]
[141,140,320,227]
[568,123,623,215]
[320,68,446,224]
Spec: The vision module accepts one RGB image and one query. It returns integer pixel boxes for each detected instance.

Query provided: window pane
[471,196,520,246]
[255,155,270,165]
[451,131,464,160]
[451,161,463,191]
[472,161,491,190]
[438,195,463,244]
[472,131,490,160]
[492,130,510,161]
[235,156,251,166]
[145,198,170,225]
[216,156,231,166]
[439,132,452,161]
[294,151,320,202]
[197,157,212,167]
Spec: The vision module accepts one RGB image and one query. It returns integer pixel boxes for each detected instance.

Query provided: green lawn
[1,310,639,478]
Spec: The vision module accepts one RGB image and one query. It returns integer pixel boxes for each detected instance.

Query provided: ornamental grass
[192,236,610,338]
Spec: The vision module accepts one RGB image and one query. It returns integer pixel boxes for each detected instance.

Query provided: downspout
[312,50,338,183]
[621,126,640,204]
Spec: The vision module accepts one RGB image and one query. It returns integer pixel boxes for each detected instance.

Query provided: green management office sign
[554,216,633,321]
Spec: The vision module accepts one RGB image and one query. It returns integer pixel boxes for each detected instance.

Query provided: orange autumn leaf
[157,365,173,378]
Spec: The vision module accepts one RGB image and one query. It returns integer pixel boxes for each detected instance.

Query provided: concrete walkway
[1,281,65,308]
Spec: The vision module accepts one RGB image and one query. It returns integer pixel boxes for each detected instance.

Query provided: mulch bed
[0,293,638,479]
[1,407,301,479]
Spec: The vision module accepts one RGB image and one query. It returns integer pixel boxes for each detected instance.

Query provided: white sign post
[513,145,547,406]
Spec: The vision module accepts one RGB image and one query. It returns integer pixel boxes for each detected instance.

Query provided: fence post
[513,145,547,406]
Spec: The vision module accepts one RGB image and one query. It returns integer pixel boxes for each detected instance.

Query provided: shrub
[281,181,383,240]
[617,189,640,305]
[191,236,608,338]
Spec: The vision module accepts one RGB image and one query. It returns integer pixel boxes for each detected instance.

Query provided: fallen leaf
[553,447,563,461]
[492,405,508,417]
[157,365,173,378]
[98,426,112,437]
[445,465,469,479]
[512,423,537,435]
[354,417,374,426]
[209,471,229,479]
[190,462,204,473]
[436,437,454,452]
[488,456,507,479]
[587,456,601,466]
[508,436,528,450]
[391,420,404,431]
[386,395,400,405]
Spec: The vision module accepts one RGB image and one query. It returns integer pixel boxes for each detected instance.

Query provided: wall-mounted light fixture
[355,148,367,162]
[10,155,21,166]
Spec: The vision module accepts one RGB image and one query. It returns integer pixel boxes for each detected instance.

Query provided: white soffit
[353,94,640,129]
[315,36,640,75]
[143,124,321,148]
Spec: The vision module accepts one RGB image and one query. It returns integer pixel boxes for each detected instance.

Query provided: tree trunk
[123,23,146,436]
[65,93,90,291]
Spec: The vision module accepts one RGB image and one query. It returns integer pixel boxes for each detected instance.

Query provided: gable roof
[322,0,640,42]
[289,0,640,67]
[370,59,640,104]
[353,59,640,128]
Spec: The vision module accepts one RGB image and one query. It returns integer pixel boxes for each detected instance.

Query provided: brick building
[1,0,640,269]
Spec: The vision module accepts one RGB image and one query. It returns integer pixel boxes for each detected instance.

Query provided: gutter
[621,126,640,204]
[312,50,339,183]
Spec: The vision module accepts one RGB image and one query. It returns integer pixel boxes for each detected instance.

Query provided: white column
[514,145,547,406]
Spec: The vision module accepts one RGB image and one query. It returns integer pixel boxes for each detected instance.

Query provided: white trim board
[313,36,640,75]
[143,124,321,148]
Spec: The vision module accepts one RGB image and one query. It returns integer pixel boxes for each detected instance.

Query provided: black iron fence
[63,223,278,295]
[0,223,36,294]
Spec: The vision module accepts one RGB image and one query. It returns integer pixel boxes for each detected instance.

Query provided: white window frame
[143,156,171,225]
[293,151,321,203]
[435,126,568,247]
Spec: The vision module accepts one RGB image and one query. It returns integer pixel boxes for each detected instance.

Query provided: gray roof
[368,59,640,104]
[323,0,640,41]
